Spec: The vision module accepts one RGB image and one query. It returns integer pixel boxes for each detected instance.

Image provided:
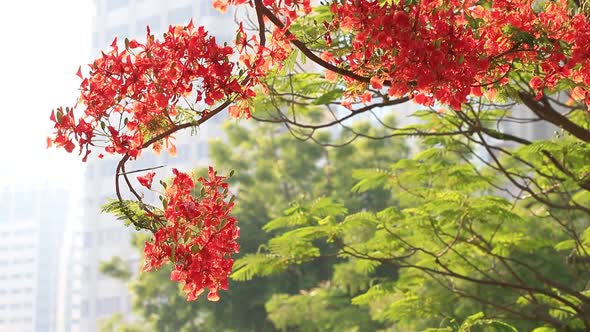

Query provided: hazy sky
[0,0,93,186]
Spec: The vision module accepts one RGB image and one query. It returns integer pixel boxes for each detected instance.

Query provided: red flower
[137,172,156,189]
[370,76,384,90]
[529,76,544,91]
[47,21,255,162]
[141,167,240,302]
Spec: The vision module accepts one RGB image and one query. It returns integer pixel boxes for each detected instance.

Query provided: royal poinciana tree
[49,0,590,329]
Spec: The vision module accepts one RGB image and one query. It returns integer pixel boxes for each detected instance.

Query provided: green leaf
[312,88,344,105]
[554,239,576,251]
[231,254,288,281]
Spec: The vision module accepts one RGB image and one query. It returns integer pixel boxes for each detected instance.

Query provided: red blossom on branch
[136,172,156,189]
[48,21,256,162]
[142,167,239,301]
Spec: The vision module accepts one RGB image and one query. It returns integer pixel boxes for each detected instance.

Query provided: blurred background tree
[100,117,408,332]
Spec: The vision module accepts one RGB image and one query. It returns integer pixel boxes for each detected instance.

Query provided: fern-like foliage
[101,199,161,232]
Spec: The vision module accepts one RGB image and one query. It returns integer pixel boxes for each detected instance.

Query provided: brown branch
[254,97,409,129]
[113,98,234,232]
[256,4,373,84]
[254,0,266,46]
[519,92,590,143]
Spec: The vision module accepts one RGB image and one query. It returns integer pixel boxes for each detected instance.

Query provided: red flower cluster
[211,0,311,101]
[137,171,156,189]
[468,0,590,104]
[142,167,240,301]
[328,0,489,109]
[46,16,296,303]
[323,0,590,109]
[214,0,311,20]
[49,21,254,162]
[49,1,590,159]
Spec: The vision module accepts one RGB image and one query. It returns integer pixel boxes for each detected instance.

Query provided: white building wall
[0,184,71,332]
[0,221,37,332]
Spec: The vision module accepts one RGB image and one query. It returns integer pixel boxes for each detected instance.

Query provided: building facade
[0,184,71,332]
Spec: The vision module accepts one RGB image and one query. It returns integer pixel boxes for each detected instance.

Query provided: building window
[81,300,89,318]
[96,297,121,316]
[14,191,35,220]
[199,1,213,17]
[136,15,160,38]
[106,24,129,46]
[101,160,119,177]
[168,5,193,26]
[106,0,129,12]
[83,232,93,248]
[97,231,104,245]
[127,259,139,274]
[87,163,96,179]
[215,30,233,45]
[197,141,209,159]
[176,144,190,162]
[0,190,10,223]
[126,295,133,312]
[83,265,91,281]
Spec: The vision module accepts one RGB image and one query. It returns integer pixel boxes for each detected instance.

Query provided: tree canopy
[49,0,590,330]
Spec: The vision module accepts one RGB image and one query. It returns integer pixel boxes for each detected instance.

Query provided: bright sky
[0,0,93,187]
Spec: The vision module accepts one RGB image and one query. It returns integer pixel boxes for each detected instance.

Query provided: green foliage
[238,110,590,331]
[101,199,161,232]
[265,285,382,332]
[99,313,151,332]
[102,102,590,331]
[101,115,407,331]
[456,312,518,332]
[100,257,132,281]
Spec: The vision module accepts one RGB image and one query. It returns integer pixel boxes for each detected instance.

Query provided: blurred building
[0,184,70,332]
[57,1,235,331]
